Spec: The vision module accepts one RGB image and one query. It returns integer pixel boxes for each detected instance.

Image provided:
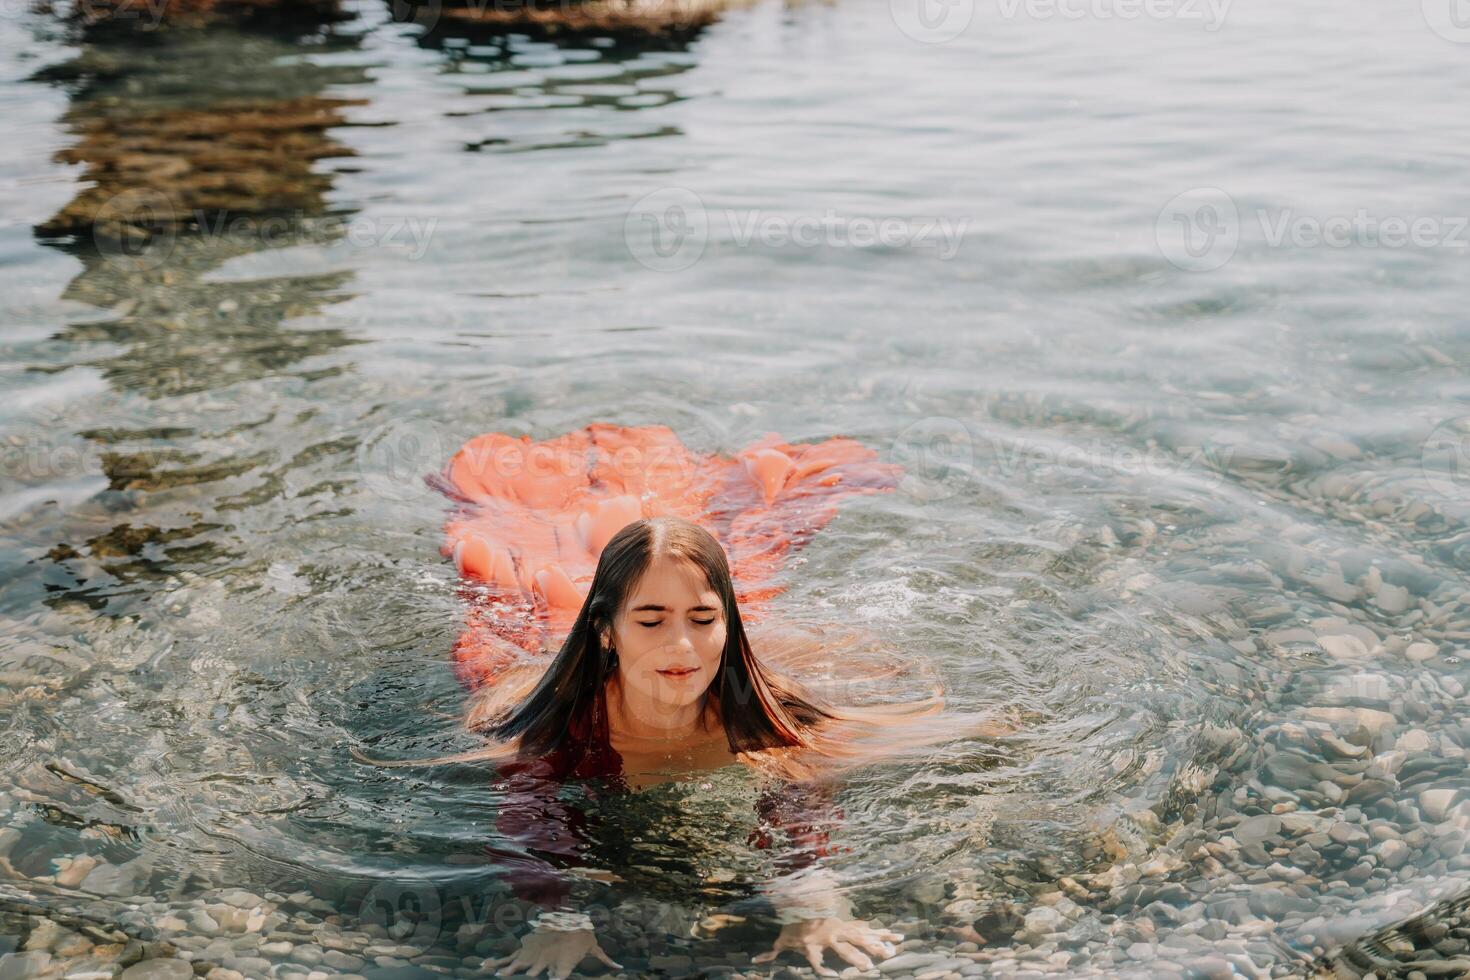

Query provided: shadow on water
[390,0,707,157]
[29,20,372,399]
[1,0,392,916]
[7,6,370,615]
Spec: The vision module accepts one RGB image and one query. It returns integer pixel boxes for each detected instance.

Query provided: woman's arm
[748,779,903,977]
[481,765,622,980]
[750,778,850,917]
[748,777,846,876]
[484,766,585,911]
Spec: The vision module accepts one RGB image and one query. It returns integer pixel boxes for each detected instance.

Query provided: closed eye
[638,618,719,628]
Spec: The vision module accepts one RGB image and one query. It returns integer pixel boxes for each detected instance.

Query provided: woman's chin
[616,672,714,712]
[654,689,708,710]
[651,682,712,709]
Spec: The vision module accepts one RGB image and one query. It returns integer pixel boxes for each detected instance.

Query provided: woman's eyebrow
[630,603,720,612]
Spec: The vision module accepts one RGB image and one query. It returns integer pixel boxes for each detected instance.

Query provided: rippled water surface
[3,0,1470,976]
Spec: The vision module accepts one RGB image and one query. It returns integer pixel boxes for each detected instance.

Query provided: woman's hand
[752,916,903,977]
[486,926,621,979]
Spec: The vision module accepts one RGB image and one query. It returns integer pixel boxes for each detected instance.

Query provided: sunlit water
[2,0,1470,976]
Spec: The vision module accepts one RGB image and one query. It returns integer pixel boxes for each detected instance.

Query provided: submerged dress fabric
[431,422,904,692]
[485,684,846,910]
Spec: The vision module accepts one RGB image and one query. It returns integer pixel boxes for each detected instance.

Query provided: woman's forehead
[626,556,718,608]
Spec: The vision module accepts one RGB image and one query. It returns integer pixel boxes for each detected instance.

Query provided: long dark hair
[353,517,1009,777]
[483,515,835,763]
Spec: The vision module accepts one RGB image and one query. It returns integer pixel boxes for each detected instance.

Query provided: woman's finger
[802,942,838,978]
[751,949,779,964]
[555,947,589,979]
[829,939,874,972]
[590,943,624,969]
[850,933,895,960]
[875,927,904,942]
[492,954,525,977]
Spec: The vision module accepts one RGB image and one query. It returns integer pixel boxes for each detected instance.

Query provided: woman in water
[357,514,1014,979]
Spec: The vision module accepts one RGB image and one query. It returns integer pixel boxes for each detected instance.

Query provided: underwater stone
[1233,815,1281,845]
[1396,730,1433,753]
[1373,582,1412,614]
[0,952,53,980]
[188,912,220,937]
[217,890,265,910]
[119,960,193,980]
[877,952,945,973]
[80,861,148,898]
[1422,787,1458,822]
[1317,635,1369,661]
[1374,839,1410,870]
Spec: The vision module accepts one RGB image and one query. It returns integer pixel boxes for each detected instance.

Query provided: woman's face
[604,554,726,715]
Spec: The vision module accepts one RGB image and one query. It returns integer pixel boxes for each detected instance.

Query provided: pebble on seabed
[119,960,194,980]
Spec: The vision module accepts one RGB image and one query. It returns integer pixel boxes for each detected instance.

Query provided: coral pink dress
[431,423,903,691]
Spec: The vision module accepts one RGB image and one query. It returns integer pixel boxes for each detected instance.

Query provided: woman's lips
[656,666,699,679]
